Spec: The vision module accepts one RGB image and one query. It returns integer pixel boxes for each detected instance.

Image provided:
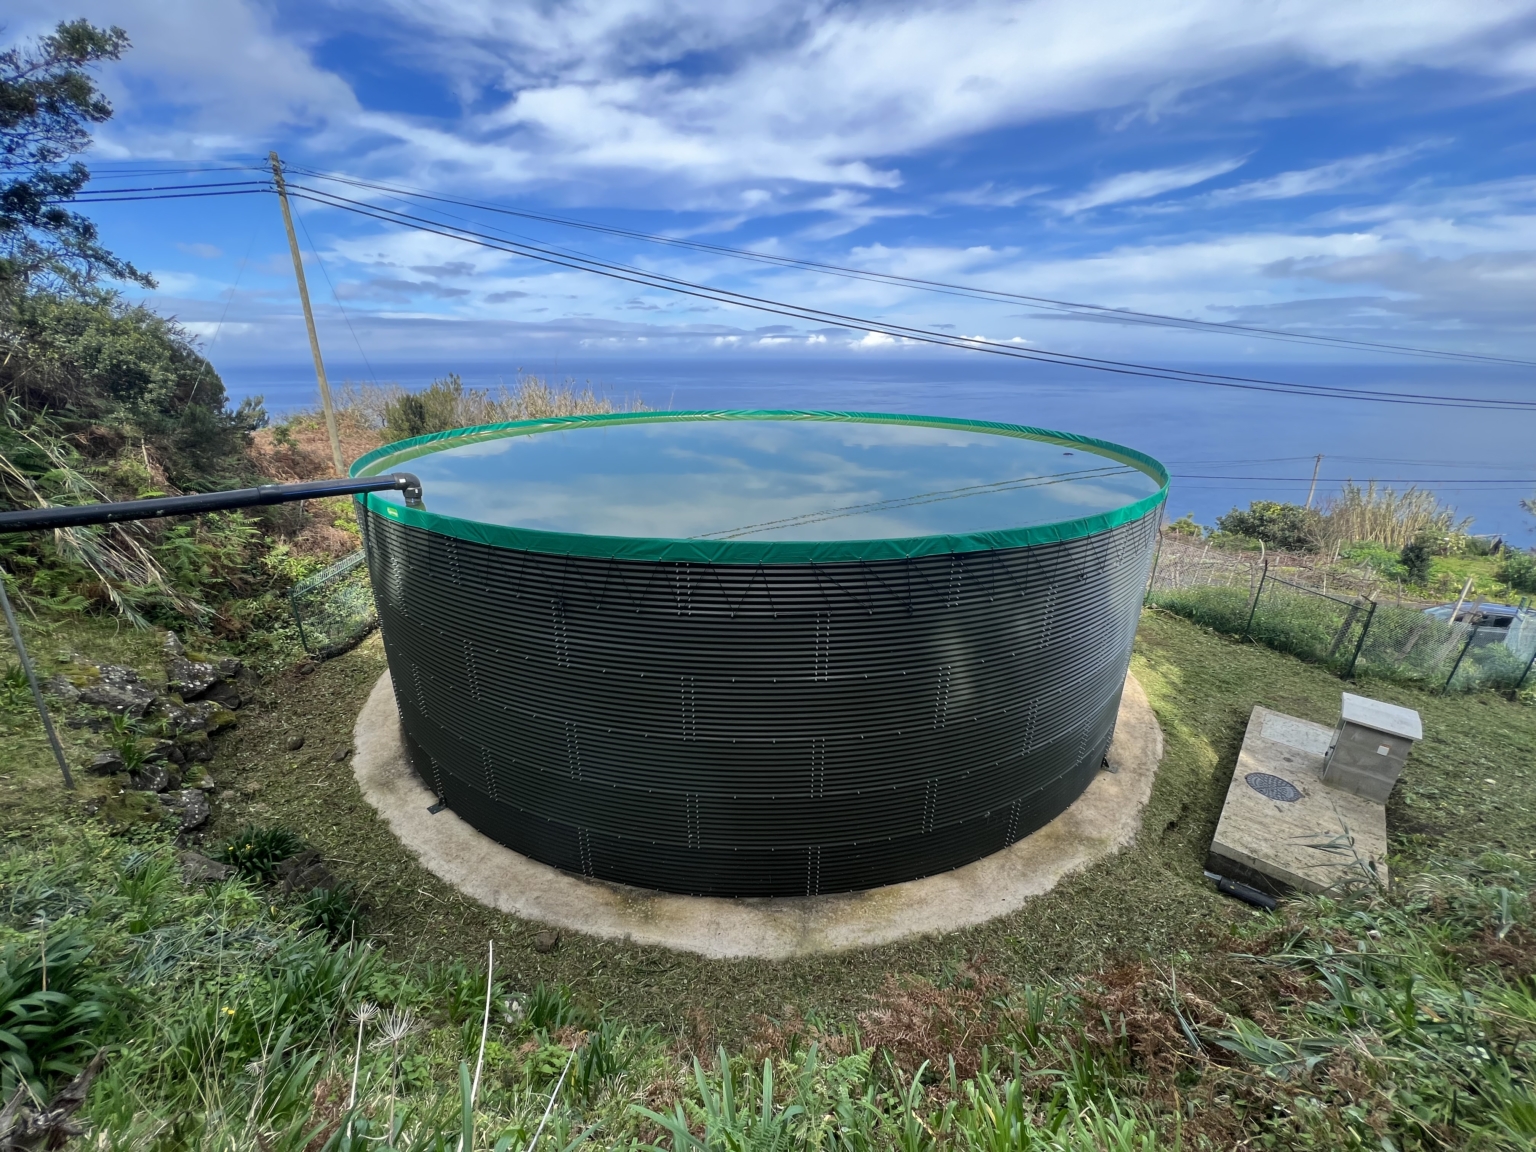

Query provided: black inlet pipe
[0,473,423,534]
[1204,870,1279,911]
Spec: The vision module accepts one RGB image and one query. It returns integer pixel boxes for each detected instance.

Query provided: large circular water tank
[353,411,1167,896]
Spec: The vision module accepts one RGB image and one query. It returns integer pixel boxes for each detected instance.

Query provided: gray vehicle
[1423,600,1534,651]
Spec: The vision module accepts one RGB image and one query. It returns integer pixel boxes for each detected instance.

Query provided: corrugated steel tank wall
[362,508,1159,896]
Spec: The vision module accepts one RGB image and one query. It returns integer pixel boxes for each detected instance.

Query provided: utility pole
[270,151,345,477]
[1304,454,1323,509]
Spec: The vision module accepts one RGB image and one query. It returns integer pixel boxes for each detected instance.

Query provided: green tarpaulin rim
[351,409,1169,565]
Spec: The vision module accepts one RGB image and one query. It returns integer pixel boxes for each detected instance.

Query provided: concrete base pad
[353,672,1164,959]
[1208,706,1388,896]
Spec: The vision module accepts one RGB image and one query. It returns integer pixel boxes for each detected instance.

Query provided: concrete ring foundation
[353,670,1163,959]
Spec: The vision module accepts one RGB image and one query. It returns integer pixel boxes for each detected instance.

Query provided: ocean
[218,354,1536,541]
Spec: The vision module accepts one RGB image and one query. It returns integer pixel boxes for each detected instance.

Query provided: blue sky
[8,3,1536,533]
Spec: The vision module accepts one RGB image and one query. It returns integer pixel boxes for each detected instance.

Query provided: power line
[56,180,1536,413]
[72,169,1536,370]
[286,165,1536,370]
[282,183,1536,413]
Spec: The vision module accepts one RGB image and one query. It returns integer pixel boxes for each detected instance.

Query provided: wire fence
[288,549,376,658]
[1147,537,1536,696]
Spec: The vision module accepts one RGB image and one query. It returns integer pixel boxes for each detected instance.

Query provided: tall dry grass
[1314,481,1472,553]
[333,373,643,437]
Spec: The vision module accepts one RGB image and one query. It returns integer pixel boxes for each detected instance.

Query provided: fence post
[0,565,73,789]
[1242,556,1269,640]
[289,587,313,656]
[1513,641,1536,700]
[1144,524,1164,604]
[1442,625,1479,694]
[1344,599,1377,680]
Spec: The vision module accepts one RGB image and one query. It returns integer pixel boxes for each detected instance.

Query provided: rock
[44,675,80,705]
[532,930,560,954]
[275,848,337,895]
[194,774,216,792]
[285,735,305,752]
[330,745,351,763]
[179,850,231,883]
[88,749,125,775]
[79,666,156,717]
[177,730,212,762]
[166,655,221,700]
[97,791,161,829]
[161,699,234,737]
[159,789,209,832]
[142,739,175,763]
[128,763,170,792]
[163,631,185,658]
[203,681,242,710]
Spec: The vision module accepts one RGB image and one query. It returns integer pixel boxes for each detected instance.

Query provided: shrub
[1214,501,1318,552]
[1399,535,1435,584]
[218,825,304,884]
[1164,513,1203,539]
[383,374,467,443]
[1498,549,1536,595]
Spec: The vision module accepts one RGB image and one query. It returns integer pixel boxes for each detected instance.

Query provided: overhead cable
[282,183,1536,413]
[285,165,1536,370]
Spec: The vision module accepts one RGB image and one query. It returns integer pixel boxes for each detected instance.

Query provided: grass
[1,608,1533,1147]
[192,609,1536,1037]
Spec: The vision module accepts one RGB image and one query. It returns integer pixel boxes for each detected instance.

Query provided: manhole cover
[1246,772,1302,803]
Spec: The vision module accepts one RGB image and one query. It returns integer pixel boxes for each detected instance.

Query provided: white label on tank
[1377,744,1391,755]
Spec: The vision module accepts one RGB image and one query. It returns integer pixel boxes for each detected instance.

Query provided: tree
[1,19,150,295]
[1214,500,1319,552]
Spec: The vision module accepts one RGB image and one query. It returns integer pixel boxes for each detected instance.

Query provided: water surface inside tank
[363,415,1162,542]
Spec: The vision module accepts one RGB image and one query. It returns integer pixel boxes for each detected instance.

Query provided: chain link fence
[288,549,377,658]
[1147,537,1536,695]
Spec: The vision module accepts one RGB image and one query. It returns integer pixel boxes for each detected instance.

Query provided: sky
[8,1,1536,535]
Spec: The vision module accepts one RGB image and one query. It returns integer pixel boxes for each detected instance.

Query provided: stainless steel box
[1321,692,1422,803]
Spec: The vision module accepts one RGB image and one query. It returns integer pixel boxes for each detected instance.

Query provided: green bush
[1400,535,1435,584]
[1164,512,1204,538]
[383,374,467,443]
[1341,540,1407,580]
[1498,549,1536,594]
[1214,500,1319,552]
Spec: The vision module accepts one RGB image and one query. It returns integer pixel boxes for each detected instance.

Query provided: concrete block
[1208,706,1388,896]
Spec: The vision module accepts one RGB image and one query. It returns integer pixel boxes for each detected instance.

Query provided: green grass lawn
[3,606,1531,1037]
[3,607,1534,1148]
[174,607,1533,1037]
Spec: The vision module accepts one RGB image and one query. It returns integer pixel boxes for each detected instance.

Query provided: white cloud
[1054,158,1248,213]
[1203,146,1429,205]
[21,0,1532,191]
[344,0,1536,191]
[943,183,1053,208]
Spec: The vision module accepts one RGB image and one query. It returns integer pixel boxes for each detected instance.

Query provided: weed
[0,926,115,1099]
[218,824,305,884]
[0,663,29,708]
[303,882,366,942]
